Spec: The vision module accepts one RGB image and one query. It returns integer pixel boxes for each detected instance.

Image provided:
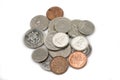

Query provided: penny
[30,15,49,31]
[32,47,48,63]
[40,56,52,71]
[50,56,68,74]
[46,6,64,20]
[54,17,71,33]
[24,28,44,49]
[49,45,71,58]
[70,36,89,51]
[68,51,87,69]
[83,45,92,57]
[44,31,61,50]
[78,20,95,36]
[52,32,69,48]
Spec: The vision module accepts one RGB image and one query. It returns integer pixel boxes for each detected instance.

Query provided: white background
[0,0,120,80]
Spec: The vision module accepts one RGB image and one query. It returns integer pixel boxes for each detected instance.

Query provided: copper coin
[50,56,68,74]
[68,51,87,69]
[46,6,64,20]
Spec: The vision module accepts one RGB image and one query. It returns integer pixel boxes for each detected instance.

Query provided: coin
[24,28,44,49]
[83,45,92,57]
[68,20,83,37]
[70,36,89,51]
[50,56,68,74]
[54,17,71,33]
[30,15,49,31]
[46,6,64,20]
[40,56,52,71]
[78,20,95,36]
[52,32,69,48]
[48,19,57,33]
[68,51,87,69]
[49,45,71,58]
[44,31,61,50]
[32,47,48,63]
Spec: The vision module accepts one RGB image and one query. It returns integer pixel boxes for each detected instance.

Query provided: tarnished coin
[70,36,89,51]
[44,31,61,50]
[49,45,71,58]
[54,17,71,33]
[46,6,64,20]
[68,51,87,69]
[40,56,52,71]
[78,20,95,36]
[30,15,49,31]
[32,47,48,63]
[50,56,68,74]
[24,28,44,49]
[68,20,83,37]
[52,32,69,48]
[83,45,92,57]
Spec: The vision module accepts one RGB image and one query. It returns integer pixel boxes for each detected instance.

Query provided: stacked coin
[24,6,95,74]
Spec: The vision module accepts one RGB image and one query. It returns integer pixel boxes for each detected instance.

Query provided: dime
[83,45,92,57]
[40,56,52,71]
[49,45,71,57]
[24,28,44,49]
[50,56,68,74]
[32,47,48,63]
[78,20,95,36]
[44,31,61,50]
[70,36,89,51]
[68,51,87,69]
[46,6,64,20]
[52,32,69,48]
[30,15,49,31]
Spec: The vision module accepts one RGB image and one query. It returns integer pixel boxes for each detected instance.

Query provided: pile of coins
[24,6,95,74]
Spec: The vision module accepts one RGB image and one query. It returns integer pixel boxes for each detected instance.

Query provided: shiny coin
[68,51,87,69]
[52,32,69,48]
[32,47,48,63]
[70,36,89,51]
[44,31,61,50]
[30,15,49,31]
[83,45,92,57]
[78,20,95,36]
[24,28,44,49]
[68,20,83,37]
[54,17,71,33]
[46,6,64,20]
[49,45,71,58]
[50,56,68,74]
[40,56,52,71]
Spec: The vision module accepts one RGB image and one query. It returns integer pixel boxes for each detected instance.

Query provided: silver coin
[30,15,50,31]
[32,47,48,63]
[54,17,71,33]
[83,45,92,57]
[52,32,69,48]
[68,20,83,37]
[49,45,71,57]
[40,56,52,71]
[24,28,44,49]
[70,36,89,51]
[48,20,56,33]
[44,31,61,50]
[78,20,95,36]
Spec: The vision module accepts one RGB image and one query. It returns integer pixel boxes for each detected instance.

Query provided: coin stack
[24,6,95,74]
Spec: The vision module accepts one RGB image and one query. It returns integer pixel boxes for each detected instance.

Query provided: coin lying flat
[50,56,68,74]
[24,28,44,49]
[78,20,95,36]
[83,45,92,57]
[40,56,52,71]
[68,51,87,69]
[44,31,61,50]
[32,47,48,63]
[30,15,49,31]
[49,45,71,58]
[70,36,89,51]
[46,6,64,20]
[68,20,83,37]
[52,32,69,48]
